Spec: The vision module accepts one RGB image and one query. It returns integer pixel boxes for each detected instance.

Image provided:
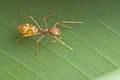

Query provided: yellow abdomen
[17,23,39,35]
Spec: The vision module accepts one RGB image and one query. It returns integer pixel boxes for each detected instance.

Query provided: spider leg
[51,35,62,43]
[43,13,55,28]
[53,36,73,50]
[35,35,45,55]
[18,12,42,30]
[16,33,40,44]
[53,21,84,29]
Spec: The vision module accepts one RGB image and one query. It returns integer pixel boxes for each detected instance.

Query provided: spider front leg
[53,21,84,29]
[53,22,71,29]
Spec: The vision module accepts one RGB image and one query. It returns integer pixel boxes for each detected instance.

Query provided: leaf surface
[0,0,120,80]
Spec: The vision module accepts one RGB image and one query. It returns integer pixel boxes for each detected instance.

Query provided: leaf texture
[0,0,120,80]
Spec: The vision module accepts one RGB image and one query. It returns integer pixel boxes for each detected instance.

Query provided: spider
[16,13,83,53]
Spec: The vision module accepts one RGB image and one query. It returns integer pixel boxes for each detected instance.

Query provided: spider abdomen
[17,23,40,35]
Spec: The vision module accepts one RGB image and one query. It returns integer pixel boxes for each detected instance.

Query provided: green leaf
[0,0,120,80]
